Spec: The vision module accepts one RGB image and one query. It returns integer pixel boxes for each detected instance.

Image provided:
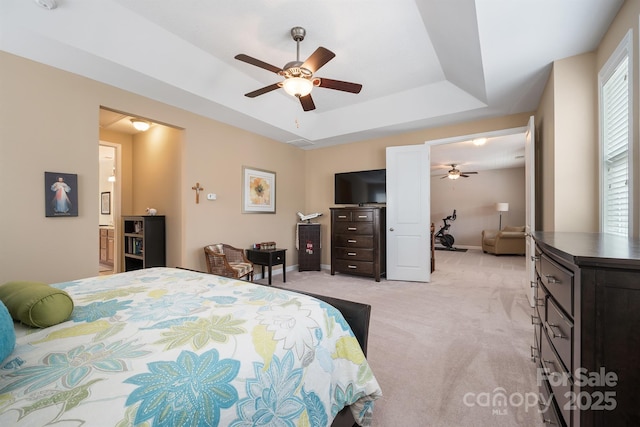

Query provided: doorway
[428,127,529,249]
[99,143,119,274]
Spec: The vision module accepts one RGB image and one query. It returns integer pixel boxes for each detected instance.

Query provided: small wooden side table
[245,248,287,285]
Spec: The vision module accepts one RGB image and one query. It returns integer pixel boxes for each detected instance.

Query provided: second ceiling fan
[441,164,478,180]
[234,26,362,112]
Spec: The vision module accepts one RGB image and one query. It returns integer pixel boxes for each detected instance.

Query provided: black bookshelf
[122,216,166,271]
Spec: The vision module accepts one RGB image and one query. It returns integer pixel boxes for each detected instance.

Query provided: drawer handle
[347,239,357,243]
[530,281,537,288]
[531,315,541,326]
[347,227,357,231]
[357,215,368,218]
[347,252,357,256]
[546,322,566,339]
[530,345,539,362]
[348,265,357,269]
[541,418,556,425]
[338,215,347,219]
[545,274,560,284]
[531,255,540,262]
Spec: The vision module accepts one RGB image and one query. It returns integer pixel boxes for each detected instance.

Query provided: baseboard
[254,264,330,280]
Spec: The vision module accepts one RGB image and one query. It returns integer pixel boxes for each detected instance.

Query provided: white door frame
[99,141,121,273]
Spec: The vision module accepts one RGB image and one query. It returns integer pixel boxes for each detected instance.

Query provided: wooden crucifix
[191,182,204,204]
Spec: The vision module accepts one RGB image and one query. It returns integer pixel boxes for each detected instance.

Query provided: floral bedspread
[0,267,381,426]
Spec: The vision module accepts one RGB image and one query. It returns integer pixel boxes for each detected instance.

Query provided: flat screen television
[334,169,386,205]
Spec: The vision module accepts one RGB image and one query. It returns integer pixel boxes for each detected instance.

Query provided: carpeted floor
[257,249,544,427]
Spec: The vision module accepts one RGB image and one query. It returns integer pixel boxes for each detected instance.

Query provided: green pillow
[0,281,74,328]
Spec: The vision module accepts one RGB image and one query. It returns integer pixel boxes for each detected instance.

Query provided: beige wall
[536,52,599,233]
[431,167,526,246]
[536,65,556,231]
[131,125,182,268]
[0,52,305,284]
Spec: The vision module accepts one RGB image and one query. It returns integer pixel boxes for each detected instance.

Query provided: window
[599,31,632,236]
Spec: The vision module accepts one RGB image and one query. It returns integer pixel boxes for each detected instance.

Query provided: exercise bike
[434,209,457,249]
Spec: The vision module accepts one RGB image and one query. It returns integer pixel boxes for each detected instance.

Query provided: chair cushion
[206,244,224,255]
[0,300,15,363]
[229,262,253,278]
[503,225,525,232]
[0,281,74,328]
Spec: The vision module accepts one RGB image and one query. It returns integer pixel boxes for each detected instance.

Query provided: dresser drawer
[333,210,373,222]
[333,212,352,222]
[334,247,373,262]
[538,369,565,427]
[333,222,374,235]
[545,296,573,374]
[540,254,574,316]
[334,259,374,275]
[540,331,572,427]
[334,234,374,248]
[352,211,373,222]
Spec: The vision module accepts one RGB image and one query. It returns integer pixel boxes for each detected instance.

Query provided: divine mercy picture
[242,166,276,213]
[45,171,78,217]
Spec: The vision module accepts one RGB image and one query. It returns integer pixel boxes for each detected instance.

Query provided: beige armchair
[204,244,254,281]
[482,226,526,255]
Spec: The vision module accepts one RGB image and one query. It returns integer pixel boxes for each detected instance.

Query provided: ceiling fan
[234,26,362,112]
[441,164,479,180]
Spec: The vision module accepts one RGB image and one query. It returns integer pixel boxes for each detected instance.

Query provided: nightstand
[245,248,287,285]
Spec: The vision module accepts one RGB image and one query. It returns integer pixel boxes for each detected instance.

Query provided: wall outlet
[207,193,216,200]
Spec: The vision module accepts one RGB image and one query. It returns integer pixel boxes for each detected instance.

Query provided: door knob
[389,228,394,231]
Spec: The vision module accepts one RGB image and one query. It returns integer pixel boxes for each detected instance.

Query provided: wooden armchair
[203,244,254,281]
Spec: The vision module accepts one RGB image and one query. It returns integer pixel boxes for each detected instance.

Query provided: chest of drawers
[330,207,386,281]
[532,232,640,427]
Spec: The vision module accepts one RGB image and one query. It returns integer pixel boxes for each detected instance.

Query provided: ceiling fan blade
[301,47,335,73]
[463,171,479,174]
[235,54,282,74]
[461,174,471,178]
[244,83,281,98]
[317,78,362,94]
[299,94,316,111]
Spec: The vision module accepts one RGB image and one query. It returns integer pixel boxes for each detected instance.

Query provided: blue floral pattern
[231,352,305,426]
[125,349,240,426]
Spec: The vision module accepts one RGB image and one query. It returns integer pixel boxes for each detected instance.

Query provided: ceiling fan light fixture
[130,118,151,131]
[448,172,460,180]
[282,77,313,97]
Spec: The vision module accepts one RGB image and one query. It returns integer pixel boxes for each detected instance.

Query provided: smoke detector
[34,0,57,10]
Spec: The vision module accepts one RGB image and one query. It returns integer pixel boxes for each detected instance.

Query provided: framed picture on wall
[44,172,79,217]
[242,166,276,213]
[101,191,111,215]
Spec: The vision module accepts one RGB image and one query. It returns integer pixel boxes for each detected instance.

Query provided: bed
[0,267,381,426]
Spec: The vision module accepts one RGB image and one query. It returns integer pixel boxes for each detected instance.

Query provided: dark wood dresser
[330,207,386,281]
[532,232,640,427]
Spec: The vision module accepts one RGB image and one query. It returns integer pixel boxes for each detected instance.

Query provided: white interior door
[385,145,430,282]
[524,116,536,306]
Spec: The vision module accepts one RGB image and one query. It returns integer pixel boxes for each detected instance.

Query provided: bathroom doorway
[99,143,119,274]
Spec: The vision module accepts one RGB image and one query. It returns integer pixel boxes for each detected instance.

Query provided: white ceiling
[1,0,623,163]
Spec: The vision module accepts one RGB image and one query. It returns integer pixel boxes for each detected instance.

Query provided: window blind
[602,55,629,236]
